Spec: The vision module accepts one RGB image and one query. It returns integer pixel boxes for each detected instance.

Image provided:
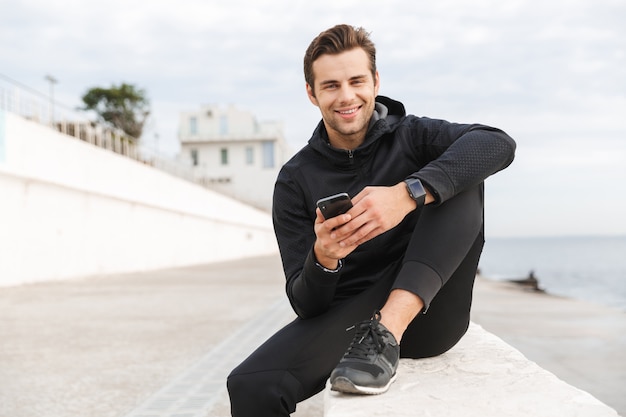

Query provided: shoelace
[344,313,387,360]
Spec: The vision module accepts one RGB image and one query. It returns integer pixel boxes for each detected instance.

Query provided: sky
[1,0,625,238]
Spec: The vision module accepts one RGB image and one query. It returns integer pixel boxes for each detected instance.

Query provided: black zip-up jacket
[273,96,516,319]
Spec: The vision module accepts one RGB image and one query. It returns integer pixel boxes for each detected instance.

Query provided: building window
[220,115,229,136]
[190,148,198,166]
[245,146,254,165]
[262,141,275,169]
[189,116,197,135]
[220,148,228,165]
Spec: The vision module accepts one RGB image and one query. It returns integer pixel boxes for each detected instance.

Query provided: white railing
[0,74,206,189]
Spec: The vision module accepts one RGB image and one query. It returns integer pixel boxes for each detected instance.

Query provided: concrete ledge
[324,323,620,417]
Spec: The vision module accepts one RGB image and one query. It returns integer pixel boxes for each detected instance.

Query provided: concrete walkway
[0,255,291,417]
[1,255,624,417]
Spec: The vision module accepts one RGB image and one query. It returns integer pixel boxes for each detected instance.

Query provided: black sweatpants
[227,186,485,417]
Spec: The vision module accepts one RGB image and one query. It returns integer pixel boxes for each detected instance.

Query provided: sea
[478,235,626,312]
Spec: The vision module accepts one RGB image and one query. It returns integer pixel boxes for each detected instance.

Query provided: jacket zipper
[347,149,354,165]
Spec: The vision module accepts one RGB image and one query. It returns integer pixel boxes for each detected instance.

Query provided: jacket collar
[307,96,406,166]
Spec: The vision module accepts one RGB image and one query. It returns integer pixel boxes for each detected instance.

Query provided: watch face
[406,179,426,204]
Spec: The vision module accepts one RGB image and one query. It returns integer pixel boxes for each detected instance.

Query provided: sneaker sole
[330,373,397,395]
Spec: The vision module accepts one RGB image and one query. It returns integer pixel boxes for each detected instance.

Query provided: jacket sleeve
[272,170,341,319]
[390,117,516,309]
[403,117,516,204]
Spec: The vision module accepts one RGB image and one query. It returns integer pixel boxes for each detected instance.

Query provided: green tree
[80,83,150,140]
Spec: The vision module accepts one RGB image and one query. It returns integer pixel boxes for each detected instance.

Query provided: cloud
[1,0,625,236]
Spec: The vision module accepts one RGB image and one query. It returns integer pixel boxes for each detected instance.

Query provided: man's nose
[338,83,356,103]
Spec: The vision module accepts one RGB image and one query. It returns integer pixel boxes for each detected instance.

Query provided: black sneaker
[329,311,399,395]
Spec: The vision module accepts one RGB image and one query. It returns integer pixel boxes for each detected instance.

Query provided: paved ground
[471,276,626,416]
[0,255,291,417]
[1,254,624,417]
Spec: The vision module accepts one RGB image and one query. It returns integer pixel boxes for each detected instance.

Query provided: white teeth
[339,108,357,114]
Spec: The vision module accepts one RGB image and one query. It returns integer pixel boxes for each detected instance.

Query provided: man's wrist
[315,258,343,273]
[404,178,427,208]
[313,245,341,271]
[401,179,435,208]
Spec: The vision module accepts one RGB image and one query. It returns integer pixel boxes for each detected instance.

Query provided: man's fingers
[340,222,381,247]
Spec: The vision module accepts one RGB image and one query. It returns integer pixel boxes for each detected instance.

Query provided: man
[227,24,516,416]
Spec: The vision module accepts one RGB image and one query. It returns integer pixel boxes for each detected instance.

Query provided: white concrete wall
[324,323,620,417]
[0,110,278,286]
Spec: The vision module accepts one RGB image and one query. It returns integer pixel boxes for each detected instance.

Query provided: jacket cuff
[411,166,455,205]
[302,249,342,287]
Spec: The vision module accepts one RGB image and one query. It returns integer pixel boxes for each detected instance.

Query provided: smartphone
[316,192,353,220]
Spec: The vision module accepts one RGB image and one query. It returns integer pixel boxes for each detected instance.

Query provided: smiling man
[306,47,379,148]
[227,24,516,416]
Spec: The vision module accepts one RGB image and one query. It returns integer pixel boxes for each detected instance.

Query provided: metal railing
[0,74,202,188]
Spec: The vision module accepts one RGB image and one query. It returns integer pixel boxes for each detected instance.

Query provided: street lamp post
[44,74,57,126]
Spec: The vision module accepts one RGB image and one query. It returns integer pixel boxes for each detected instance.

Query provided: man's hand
[338,183,418,247]
[313,182,433,268]
[313,209,358,270]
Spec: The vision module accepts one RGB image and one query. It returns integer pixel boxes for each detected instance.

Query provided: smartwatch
[404,178,427,208]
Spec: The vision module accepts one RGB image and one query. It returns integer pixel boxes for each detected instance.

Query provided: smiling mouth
[337,106,360,115]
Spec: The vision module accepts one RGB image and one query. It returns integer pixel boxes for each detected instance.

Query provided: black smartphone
[316,192,353,220]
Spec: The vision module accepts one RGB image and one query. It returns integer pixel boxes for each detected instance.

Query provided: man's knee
[227,370,276,416]
[227,369,301,417]
[226,368,250,403]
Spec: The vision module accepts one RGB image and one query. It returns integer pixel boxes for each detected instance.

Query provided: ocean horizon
[479,235,626,312]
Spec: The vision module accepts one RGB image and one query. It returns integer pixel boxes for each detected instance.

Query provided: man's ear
[306,83,319,106]
[374,71,380,96]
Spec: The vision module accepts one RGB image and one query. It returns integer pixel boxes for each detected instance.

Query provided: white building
[178,104,292,211]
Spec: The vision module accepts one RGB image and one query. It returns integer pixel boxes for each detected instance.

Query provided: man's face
[307,48,380,149]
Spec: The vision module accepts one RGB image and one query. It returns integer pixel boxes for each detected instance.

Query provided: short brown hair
[303,24,377,92]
